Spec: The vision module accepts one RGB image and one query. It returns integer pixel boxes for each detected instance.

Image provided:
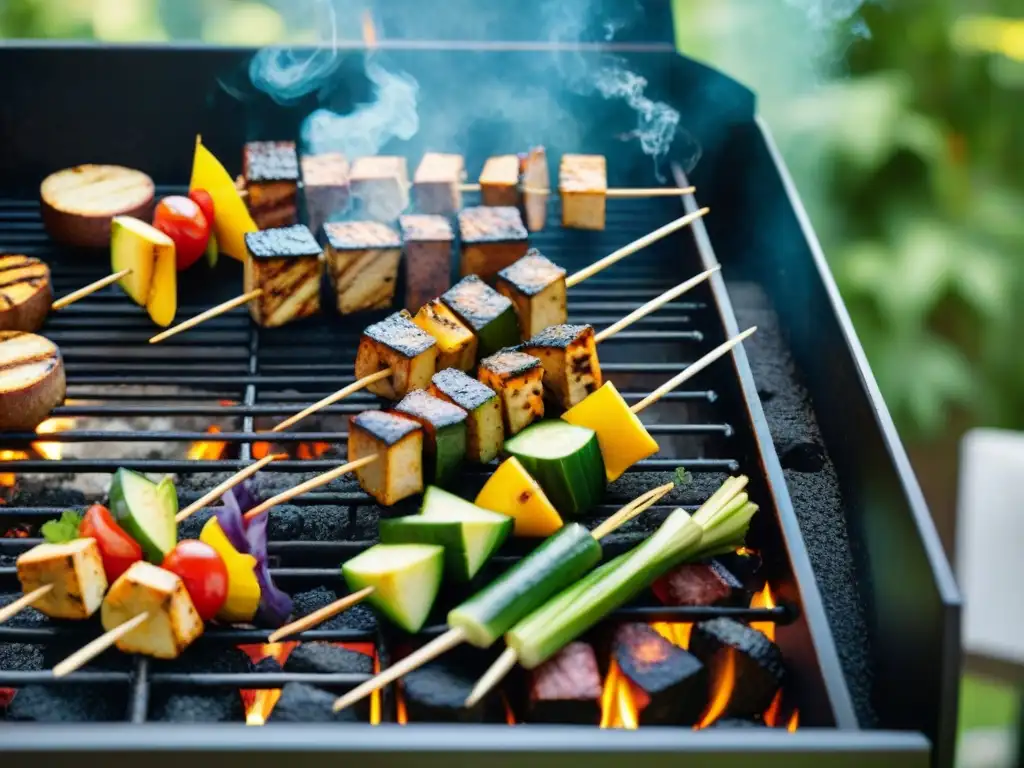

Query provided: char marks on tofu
[350,155,409,222]
[400,213,454,313]
[413,153,465,215]
[559,154,607,231]
[526,641,602,724]
[440,275,520,358]
[429,368,503,463]
[348,409,424,506]
[457,206,529,282]
[300,152,350,235]
[522,323,603,411]
[395,389,469,485]
[355,309,438,400]
[413,299,476,372]
[243,225,323,328]
[323,220,402,315]
[478,155,520,207]
[16,539,107,620]
[244,141,300,229]
[478,347,544,436]
[496,249,567,338]
[653,560,747,607]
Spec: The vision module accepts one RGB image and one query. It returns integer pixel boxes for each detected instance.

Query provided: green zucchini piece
[440,275,521,359]
[108,468,178,563]
[429,368,504,464]
[394,390,468,486]
[341,543,445,633]
[447,522,601,647]
[504,420,606,517]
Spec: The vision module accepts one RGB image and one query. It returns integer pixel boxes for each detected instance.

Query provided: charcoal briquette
[151,691,244,723]
[690,618,785,719]
[652,560,746,607]
[4,683,127,722]
[526,641,602,724]
[401,647,503,723]
[283,642,373,676]
[268,682,362,723]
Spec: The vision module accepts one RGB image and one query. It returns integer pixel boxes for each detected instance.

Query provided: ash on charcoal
[267,505,304,540]
[355,507,381,540]
[608,471,728,509]
[300,504,350,541]
[0,639,42,673]
[253,657,282,674]
[613,623,707,725]
[690,618,784,720]
[653,560,747,607]
[150,691,244,723]
[284,642,372,676]
[176,507,214,540]
[4,683,127,722]
[292,587,377,632]
[268,682,362,723]
[11,485,87,508]
[526,641,602,724]
[401,646,503,723]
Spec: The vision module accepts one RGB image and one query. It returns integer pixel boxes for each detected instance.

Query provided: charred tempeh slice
[394,389,469,486]
[526,641,602,724]
[519,146,550,232]
[350,156,409,221]
[559,154,607,231]
[652,560,747,607]
[413,299,477,372]
[348,410,424,506]
[458,206,529,282]
[323,221,401,314]
[495,249,567,339]
[16,539,107,620]
[413,153,465,215]
[300,152,350,236]
[429,368,503,464]
[401,214,454,313]
[243,141,300,229]
[439,275,520,358]
[0,255,52,333]
[613,623,708,725]
[689,618,785,719]
[478,347,544,436]
[478,155,520,207]
[521,323,603,410]
[243,225,323,328]
[0,331,66,431]
[355,309,438,400]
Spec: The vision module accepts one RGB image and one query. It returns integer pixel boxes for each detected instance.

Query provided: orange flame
[396,683,408,725]
[502,693,516,725]
[238,641,298,726]
[599,659,641,729]
[749,584,777,642]
[0,450,26,488]
[362,11,377,48]
[787,709,800,732]
[32,417,76,461]
[297,442,331,461]
[651,621,692,649]
[252,441,272,460]
[187,425,227,461]
[763,690,783,727]
[695,648,736,729]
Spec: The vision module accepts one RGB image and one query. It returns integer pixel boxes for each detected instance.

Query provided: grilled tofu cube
[413,153,465,215]
[401,214,454,313]
[243,225,323,328]
[323,221,401,314]
[413,299,477,372]
[348,410,424,505]
[350,156,409,221]
[429,368,503,463]
[458,206,529,281]
[244,141,300,229]
[495,249,567,338]
[394,389,468,485]
[355,309,438,400]
[478,348,544,436]
[520,146,550,232]
[301,153,350,236]
[522,324,603,410]
[559,154,607,231]
[16,539,107,620]
[478,155,520,207]
[101,562,203,660]
[440,275,520,358]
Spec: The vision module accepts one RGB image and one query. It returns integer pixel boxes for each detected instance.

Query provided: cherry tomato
[78,503,143,582]
[162,540,229,621]
[188,189,215,230]
[153,196,210,271]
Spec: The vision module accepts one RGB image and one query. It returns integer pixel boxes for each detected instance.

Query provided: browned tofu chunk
[413,153,465,215]
[400,214,454,313]
[348,409,424,505]
[522,324,603,410]
[350,156,409,221]
[520,146,550,232]
[495,249,567,338]
[243,225,323,328]
[323,221,401,314]
[479,155,520,207]
[478,347,544,436]
[457,206,529,282]
[16,539,107,620]
[559,154,607,230]
[355,309,439,400]
[244,141,300,229]
[301,153,350,235]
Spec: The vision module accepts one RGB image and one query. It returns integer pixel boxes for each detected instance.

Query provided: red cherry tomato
[78,504,143,582]
[153,196,210,271]
[162,540,229,621]
[188,189,215,230]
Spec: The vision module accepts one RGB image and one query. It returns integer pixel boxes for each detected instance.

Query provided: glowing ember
[396,683,408,725]
[695,648,736,729]
[787,709,800,732]
[763,690,783,727]
[238,642,298,726]
[0,450,22,489]
[362,11,377,48]
[749,584,777,642]
[187,425,227,461]
[3,523,30,538]
[297,442,331,460]
[651,622,692,649]
[32,417,75,461]
[598,659,647,729]
[502,693,516,725]
[252,441,272,459]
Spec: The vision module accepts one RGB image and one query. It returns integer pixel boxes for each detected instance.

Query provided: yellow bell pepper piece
[475,457,563,537]
[562,381,659,482]
[189,135,258,262]
[199,517,261,623]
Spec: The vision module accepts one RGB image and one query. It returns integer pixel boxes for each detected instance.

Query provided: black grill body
[0,39,957,768]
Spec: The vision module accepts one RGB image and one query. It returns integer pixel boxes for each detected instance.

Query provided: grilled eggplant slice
[0,255,52,333]
[323,220,401,314]
[40,164,155,248]
[243,225,323,328]
[559,154,607,231]
[401,214,454,313]
[300,152,350,235]
[429,368,503,463]
[413,153,465,215]
[0,331,66,431]
[495,249,567,339]
[394,389,469,486]
[243,141,300,229]
[479,155,520,207]
[478,347,544,436]
[520,146,550,232]
[413,299,477,372]
[440,275,520,358]
[350,156,409,222]
[522,324,602,411]
[355,309,439,400]
[458,206,529,282]
[16,539,107,620]
[348,410,424,506]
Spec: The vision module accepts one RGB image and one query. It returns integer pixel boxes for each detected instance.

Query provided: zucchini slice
[475,457,563,537]
[393,390,469,487]
[342,543,445,633]
[428,368,504,464]
[108,468,178,563]
[440,276,520,359]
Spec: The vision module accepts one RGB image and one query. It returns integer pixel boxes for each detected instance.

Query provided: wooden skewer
[0,584,53,626]
[175,452,286,523]
[270,369,393,433]
[149,289,263,344]
[52,611,149,678]
[241,454,378,522]
[267,585,375,643]
[457,184,696,199]
[51,269,132,311]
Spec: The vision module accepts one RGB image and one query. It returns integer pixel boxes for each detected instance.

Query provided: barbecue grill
[0,16,959,768]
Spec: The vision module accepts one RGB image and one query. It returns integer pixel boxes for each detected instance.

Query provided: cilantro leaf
[673,467,693,488]
[40,511,82,544]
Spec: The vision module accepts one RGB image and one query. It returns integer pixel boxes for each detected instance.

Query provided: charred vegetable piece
[429,368,503,463]
[522,323,603,411]
[243,141,299,229]
[562,381,659,482]
[348,409,425,505]
[243,225,323,328]
[401,647,504,723]
[559,154,607,231]
[457,206,529,281]
[16,539,108,620]
[342,543,444,633]
[475,457,563,537]
[393,389,469,486]
[401,214,454,313]
[323,220,401,314]
[520,146,550,232]
[108,469,178,563]
[478,348,545,436]
[503,420,605,517]
[0,331,66,431]
[413,153,465,215]
[526,641,602,724]
[350,156,409,222]
[0,255,51,333]
[495,249,566,338]
[652,560,746,607]
[478,155,520,207]
[300,152,350,236]
[354,309,438,401]
[439,275,520,359]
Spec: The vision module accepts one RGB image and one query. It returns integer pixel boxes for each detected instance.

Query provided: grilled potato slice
[0,331,66,431]
[40,164,155,248]
[522,324,603,410]
[478,348,545,436]
[348,410,424,505]
[243,225,323,328]
[324,221,401,315]
[413,153,465,215]
[429,368,503,464]
[495,249,567,339]
[559,154,607,231]
[16,539,107,620]
[0,255,52,333]
[355,310,439,400]
[457,206,529,282]
[413,299,477,372]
